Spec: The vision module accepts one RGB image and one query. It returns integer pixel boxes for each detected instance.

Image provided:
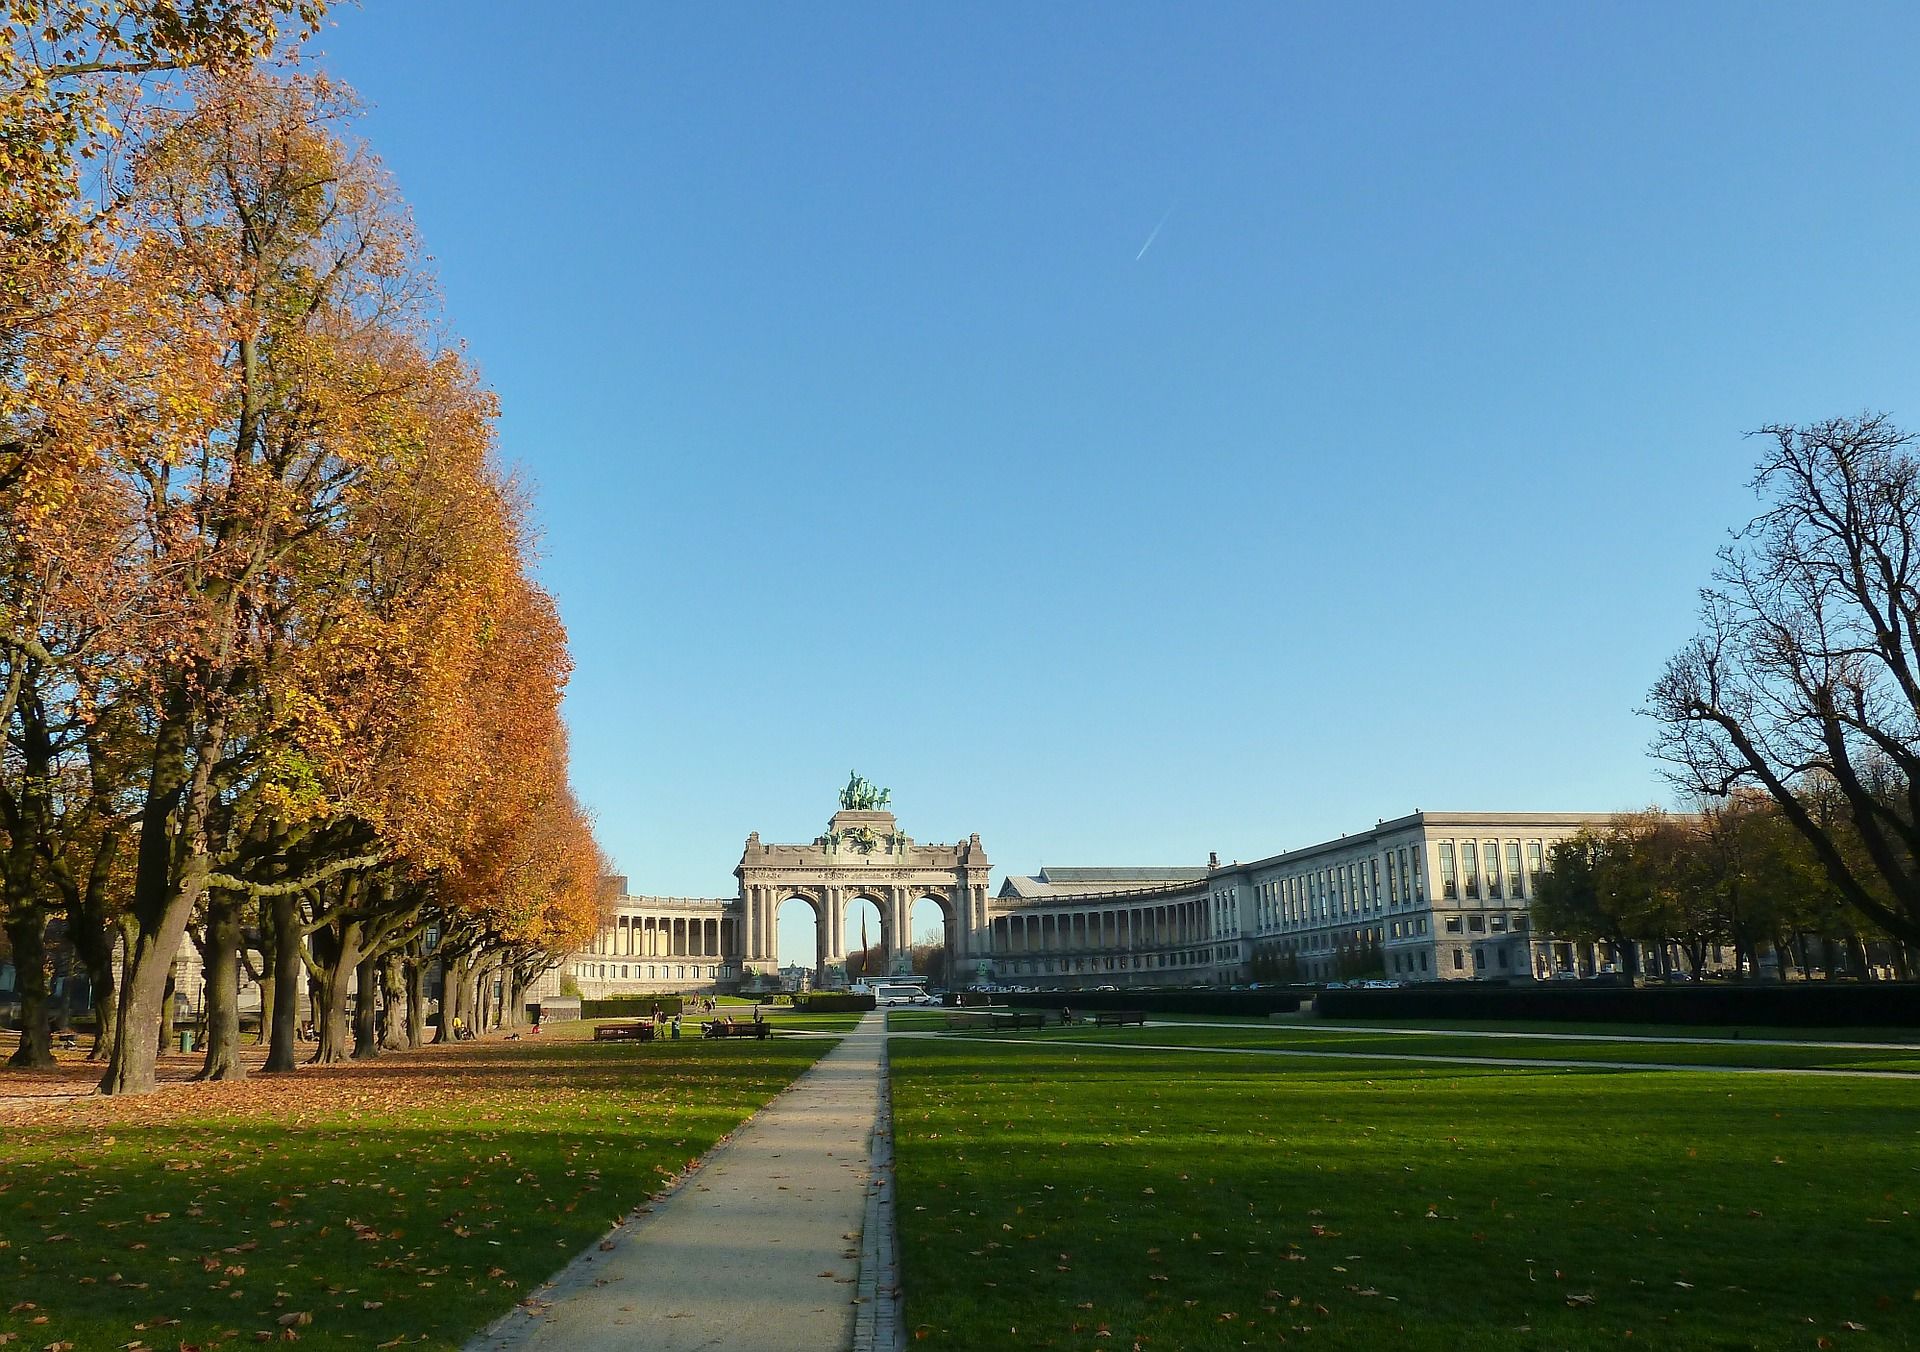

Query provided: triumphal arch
[736,773,992,986]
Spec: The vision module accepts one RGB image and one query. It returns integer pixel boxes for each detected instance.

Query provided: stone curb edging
[852,1025,904,1352]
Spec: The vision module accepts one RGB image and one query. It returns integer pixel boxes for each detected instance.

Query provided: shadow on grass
[0,1035,837,1351]
[888,1039,1920,1352]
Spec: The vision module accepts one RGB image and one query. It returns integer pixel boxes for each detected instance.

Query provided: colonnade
[588,910,734,960]
[989,896,1205,957]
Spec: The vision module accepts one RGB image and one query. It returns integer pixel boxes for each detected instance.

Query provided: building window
[1462,842,1480,899]
[1527,840,1545,891]
[1452,949,1464,970]
[1445,916,1463,934]
[1419,951,1429,972]
[1411,848,1423,901]
[1438,843,1458,900]
[1385,851,1399,905]
[1506,841,1524,899]
[1475,948,1486,970]
[1468,915,1486,933]
[1491,914,1508,932]
[1484,841,1502,899]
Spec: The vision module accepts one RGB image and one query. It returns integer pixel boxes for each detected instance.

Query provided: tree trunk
[262,893,304,1073]
[100,707,218,1096]
[195,893,246,1081]
[4,909,54,1069]
[351,948,381,1059]
[379,955,406,1050]
[256,893,277,1049]
[155,960,179,1057]
[501,967,524,1029]
[442,950,472,1040]
[310,917,360,1065]
[404,955,426,1049]
[70,905,117,1060]
[256,970,276,1048]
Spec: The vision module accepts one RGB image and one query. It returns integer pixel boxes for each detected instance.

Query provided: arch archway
[909,895,952,986]
[843,894,888,981]
[776,895,821,987]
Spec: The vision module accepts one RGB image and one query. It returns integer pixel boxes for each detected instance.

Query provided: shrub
[1013,989,1303,1017]
[581,994,682,1019]
[793,992,876,1013]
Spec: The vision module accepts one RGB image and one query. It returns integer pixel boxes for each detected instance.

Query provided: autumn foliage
[2,7,608,1092]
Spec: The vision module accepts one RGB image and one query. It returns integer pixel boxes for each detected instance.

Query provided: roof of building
[998,865,1208,899]
[1040,866,1206,883]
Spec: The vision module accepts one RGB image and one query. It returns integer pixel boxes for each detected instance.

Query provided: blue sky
[318,3,1920,965]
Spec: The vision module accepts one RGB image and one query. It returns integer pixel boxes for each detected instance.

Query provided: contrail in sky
[1135,204,1174,261]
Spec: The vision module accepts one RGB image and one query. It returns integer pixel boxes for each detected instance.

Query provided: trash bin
[178,1029,195,1053]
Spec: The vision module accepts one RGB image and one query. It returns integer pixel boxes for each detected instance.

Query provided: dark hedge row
[1314,982,1920,1028]
[1011,988,1304,1017]
[581,994,684,1019]
[794,992,877,1013]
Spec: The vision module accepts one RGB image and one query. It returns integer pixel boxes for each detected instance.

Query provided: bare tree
[1650,415,1920,948]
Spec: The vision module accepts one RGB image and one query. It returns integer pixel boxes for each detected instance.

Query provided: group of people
[700,1004,767,1037]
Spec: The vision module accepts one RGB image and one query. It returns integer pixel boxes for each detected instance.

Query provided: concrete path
[470,1014,900,1352]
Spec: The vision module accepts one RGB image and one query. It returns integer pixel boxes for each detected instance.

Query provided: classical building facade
[532,796,992,1000]
[532,799,1628,999]
[988,812,1619,987]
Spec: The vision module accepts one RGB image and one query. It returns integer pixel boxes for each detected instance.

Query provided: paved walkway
[470,1014,900,1352]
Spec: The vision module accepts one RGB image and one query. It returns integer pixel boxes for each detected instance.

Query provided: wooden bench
[945,1012,995,1031]
[592,1020,655,1042]
[703,1020,771,1040]
[1092,1010,1148,1027]
[991,1012,1050,1032]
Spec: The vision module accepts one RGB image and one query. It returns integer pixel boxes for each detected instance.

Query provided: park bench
[592,1020,655,1042]
[703,1020,771,1040]
[990,1012,1050,1032]
[945,1012,995,1031]
[1091,1010,1148,1027]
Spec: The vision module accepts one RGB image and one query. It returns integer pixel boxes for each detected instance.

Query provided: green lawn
[892,1010,1920,1072]
[889,1037,1920,1351]
[1331,1016,1920,1044]
[992,1023,1920,1073]
[0,1027,838,1350]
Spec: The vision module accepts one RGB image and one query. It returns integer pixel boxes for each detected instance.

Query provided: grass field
[889,1010,1920,1072]
[889,1036,1920,1351]
[1333,1016,1920,1044]
[0,1022,841,1351]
